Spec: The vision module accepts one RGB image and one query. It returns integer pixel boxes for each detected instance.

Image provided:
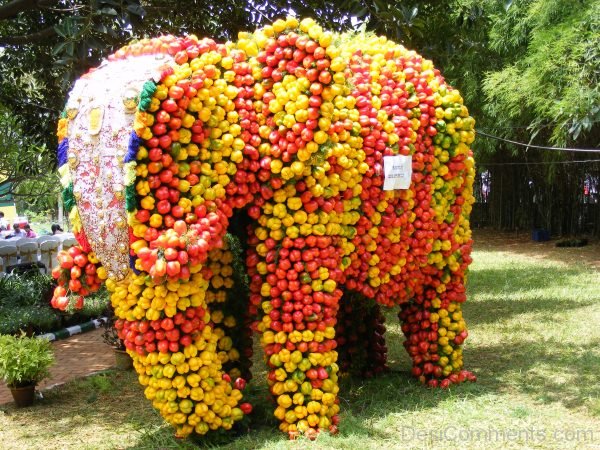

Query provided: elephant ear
[61,54,174,280]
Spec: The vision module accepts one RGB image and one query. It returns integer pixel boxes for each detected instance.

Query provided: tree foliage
[482,0,599,150]
[0,0,146,154]
[0,105,60,201]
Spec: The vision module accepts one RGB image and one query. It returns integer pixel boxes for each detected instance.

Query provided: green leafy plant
[0,333,55,387]
[0,272,59,335]
[0,272,109,335]
[64,285,110,318]
[0,307,61,335]
[0,272,54,308]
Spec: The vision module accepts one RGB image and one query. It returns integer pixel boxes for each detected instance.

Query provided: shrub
[0,307,61,335]
[0,333,55,387]
[0,273,109,335]
[0,272,54,308]
[69,286,110,317]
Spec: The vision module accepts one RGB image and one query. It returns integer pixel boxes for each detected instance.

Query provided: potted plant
[0,333,55,407]
[101,309,132,370]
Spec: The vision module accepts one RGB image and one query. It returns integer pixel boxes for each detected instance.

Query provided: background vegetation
[0,273,109,335]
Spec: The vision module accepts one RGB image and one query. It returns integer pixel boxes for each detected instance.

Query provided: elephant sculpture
[52,17,476,439]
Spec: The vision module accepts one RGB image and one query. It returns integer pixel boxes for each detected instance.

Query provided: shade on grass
[1,245,598,449]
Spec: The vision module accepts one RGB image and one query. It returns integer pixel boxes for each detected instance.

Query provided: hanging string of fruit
[363,302,389,378]
[50,248,107,310]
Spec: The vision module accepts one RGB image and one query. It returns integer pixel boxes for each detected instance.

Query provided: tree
[482,0,599,150]
[467,0,600,236]
[0,105,60,202]
[0,0,148,156]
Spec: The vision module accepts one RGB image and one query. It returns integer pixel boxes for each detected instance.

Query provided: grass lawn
[1,239,599,449]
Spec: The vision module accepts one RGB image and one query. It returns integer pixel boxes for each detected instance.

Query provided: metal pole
[57,192,64,228]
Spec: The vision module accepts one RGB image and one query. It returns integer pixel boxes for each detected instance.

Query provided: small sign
[383,155,412,190]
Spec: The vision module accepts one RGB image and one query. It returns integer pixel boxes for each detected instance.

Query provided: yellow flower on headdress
[123,161,137,186]
[57,118,69,142]
[69,207,82,233]
[58,165,71,188]
[133,113,146,136]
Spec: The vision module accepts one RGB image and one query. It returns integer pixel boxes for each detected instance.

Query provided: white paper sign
[383,155,412,190]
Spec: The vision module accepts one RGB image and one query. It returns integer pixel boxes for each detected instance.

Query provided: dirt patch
[473,228,600,270]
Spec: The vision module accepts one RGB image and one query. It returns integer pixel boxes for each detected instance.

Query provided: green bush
[0,306,61,335]
[0,273,109,335]
[71,286,110,318]
[0,272,54,308]
[0,333,55,387]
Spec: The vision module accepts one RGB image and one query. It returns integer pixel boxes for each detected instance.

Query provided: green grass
[1,246,599,449]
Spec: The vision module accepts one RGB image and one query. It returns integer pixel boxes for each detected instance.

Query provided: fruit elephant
[52,17,476,439]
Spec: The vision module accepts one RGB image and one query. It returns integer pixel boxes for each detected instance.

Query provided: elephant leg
[107,269,247,437]
[336,292,388,377]
[205,234,253,382]
[364,302,389,377]
[335,292,363,375]
[398,266,475,387]
[246,230,342,437]
[334,293,361,375]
